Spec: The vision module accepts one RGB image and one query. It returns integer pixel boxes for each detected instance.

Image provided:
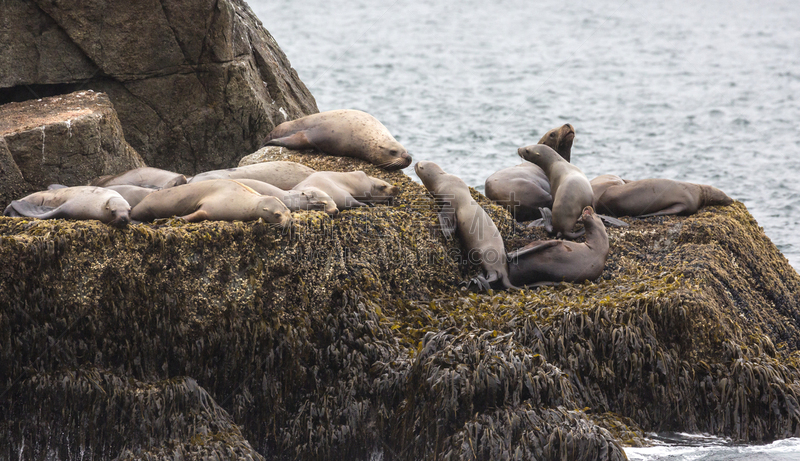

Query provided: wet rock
[0,90,145,209]
[0,0,318,175]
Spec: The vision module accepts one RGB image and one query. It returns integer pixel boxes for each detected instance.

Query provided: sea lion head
[538,124,575,162]
[414,161,448,190]
[375,139,412,171]
[164,174,188,188]
[106,195,132,228]
[366,177,400,204]
[702,185,734,207]
[303,187,339,216]
[258,196,293,228]
[517,144,562,168]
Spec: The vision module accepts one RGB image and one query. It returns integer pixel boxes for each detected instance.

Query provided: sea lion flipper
[597,214,629,227]
[538,207,554,233]
[507,240,561,259]
[438,206,457,238]
[181,209,211,222]
[264,131,312,150]
[3,200,59,218]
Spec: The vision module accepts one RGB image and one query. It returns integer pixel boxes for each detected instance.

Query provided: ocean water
[251,0,800,455]
[252,0,800,272]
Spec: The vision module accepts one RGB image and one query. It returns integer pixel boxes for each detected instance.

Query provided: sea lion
[91,167,187,189]
[263,109,412,170]
[232,179,338,215]
[590,174,627,207]
[292,171,399,210]
[188,161,316,190]
[517,144,593,239]
[507,206,609,287]
[130,179,292,227]
[3,186,131,227]
[485,124,575,221]
[104,185,157,208]
[594,178,734,218]
[415,161,515,290]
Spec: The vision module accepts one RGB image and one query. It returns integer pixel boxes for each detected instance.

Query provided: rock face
[0,0,318,175]
[2,152,800,459]
[0,90,145,209]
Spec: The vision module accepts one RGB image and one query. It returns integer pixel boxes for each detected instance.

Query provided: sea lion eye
[389,149,398,155]
[549,133,556,138]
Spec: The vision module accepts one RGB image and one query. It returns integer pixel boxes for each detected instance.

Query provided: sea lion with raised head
[188,161,316,190]
[292,171,399,210]
[517,144,593,239]
[263,109,412,170]
[416,161,515,290]
[232,179,338,215]
[130,180,292,227]
[3,186,131,227]
[594,178,733,218]
[485,124,575,221]
[91,167,187,189]
[507,206,609,287]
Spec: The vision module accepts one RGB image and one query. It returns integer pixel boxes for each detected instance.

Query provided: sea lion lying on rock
[91,167,187,189]
[507,206,609,287]
[263,109,412,170]
[104,185,157,208]
[416,161,516,290]
[517,144,593,239]
[188,161,316,190]
[130,179,292,227]
[485,124,575,221]
[292,171,400,210]
[3,186,131,228]
[232,179,338,215]
[593,176,734,218]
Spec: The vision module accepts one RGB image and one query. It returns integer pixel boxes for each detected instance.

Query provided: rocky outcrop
[0,0,318,175]
[2,152,800,459]
[0,90,144,209]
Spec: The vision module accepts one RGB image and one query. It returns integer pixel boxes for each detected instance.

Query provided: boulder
[1,150,800,458]
[0,90,145,209]
[0,0,318,175]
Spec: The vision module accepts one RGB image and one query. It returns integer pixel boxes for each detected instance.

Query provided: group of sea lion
[2,109,733,290]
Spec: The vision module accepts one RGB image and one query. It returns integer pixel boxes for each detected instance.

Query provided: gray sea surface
[253,0,800,272]
[249,1,800,457]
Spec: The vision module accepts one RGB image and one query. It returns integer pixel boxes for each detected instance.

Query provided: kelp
[2,150,800,459]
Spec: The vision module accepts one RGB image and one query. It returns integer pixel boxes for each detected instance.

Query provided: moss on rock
[2,148,800,459]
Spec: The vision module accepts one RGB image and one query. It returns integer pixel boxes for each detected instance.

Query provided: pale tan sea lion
[517,144,593,239]
[507,206,609,287]
[188,161,316,190]
[594,178,734,218]
[485,124,575,221]
[292,171,399,210]
[91,167,187,189]
[3,186,131,227]
[415,161,515,290]
[233,179,338,215]
[104,185,157,208]
[590,174,627,208]
[130,179,292,226]
[263,109,412,170]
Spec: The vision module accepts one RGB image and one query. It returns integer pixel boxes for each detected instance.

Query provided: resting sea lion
[91,167,187,189]
[590,174,627,207]
[485,124,575,221]
[594,178,733,218]
[416,161,515,290]
[233,179,338,215]
[188,161,315,190]
[3,186,131,227]
[518,144,593,239]
[292,171,399,210]
[507,206,609,287]
[104,185,157,208]
[263,109,412,170]
[130,179,292,227]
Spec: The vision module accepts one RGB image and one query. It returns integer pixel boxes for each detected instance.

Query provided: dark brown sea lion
[263,109,412,170]
[188,161,315,190]
[292,171,399,210]
[507,206,609,287]
[3,186,131,227]
[130,179,292,226]
[91,167,187,189]
[594,178,734,218]
[416,161,515,290]
[517,144,593,239]
[485,124,575,221]
[232,178,338,215]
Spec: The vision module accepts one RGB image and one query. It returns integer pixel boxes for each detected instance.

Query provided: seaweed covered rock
[1,147,800,459]
[0,0,318,174]
[0,90,144,209]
